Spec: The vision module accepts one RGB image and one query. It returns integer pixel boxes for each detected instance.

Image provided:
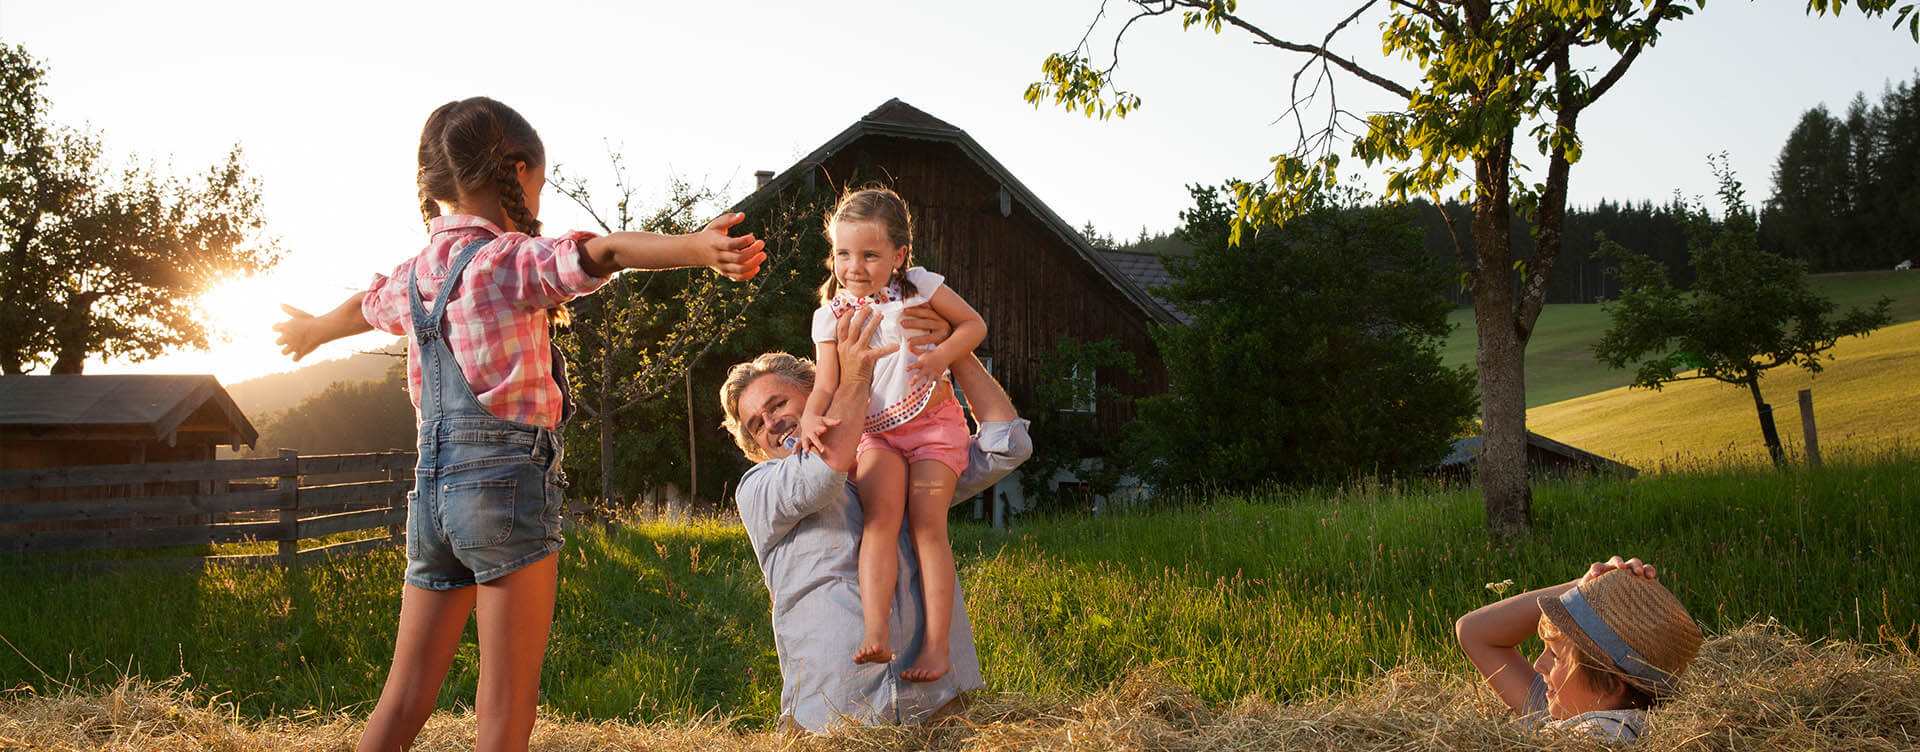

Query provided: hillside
[1442,269,1920,407]
[1527,317,1920,469]
[225,338,405,417]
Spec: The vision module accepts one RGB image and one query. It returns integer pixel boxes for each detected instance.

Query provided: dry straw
[2,623,1914,751]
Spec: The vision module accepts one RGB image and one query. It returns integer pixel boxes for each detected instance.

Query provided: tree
[1028,1,1915,535]
[0,44,280,374]
[1594,158,1892,464]
[1125,184,1476,492]
[249,361,415,456]
[548,155,813,511]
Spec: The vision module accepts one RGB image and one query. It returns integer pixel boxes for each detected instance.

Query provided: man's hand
[835,307,897,383]
[1583,555,1656,584]
[899,303,952,354]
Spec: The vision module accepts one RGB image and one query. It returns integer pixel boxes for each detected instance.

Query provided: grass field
[1442,269,1920,407]
[1529,318,1920,469]
[2,455,1913,728]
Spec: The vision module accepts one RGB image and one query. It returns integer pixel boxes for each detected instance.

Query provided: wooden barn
[0,375,258,526]
[737,99,1178,433]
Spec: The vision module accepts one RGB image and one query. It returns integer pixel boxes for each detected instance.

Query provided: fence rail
[0,450,414,570]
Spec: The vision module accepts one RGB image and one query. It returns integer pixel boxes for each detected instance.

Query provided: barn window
[1066,364,1096,414]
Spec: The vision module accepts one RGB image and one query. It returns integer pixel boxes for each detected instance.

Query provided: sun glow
[87,273,369,387]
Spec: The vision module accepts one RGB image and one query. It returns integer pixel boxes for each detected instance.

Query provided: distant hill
[227,339,405,418]
[1528,318,1919,469]
[1443,270,1920,408]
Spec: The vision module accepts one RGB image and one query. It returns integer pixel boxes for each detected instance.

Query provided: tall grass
[0,454,1913,727]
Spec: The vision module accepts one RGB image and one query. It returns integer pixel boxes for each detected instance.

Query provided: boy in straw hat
[1456,556,1704,743]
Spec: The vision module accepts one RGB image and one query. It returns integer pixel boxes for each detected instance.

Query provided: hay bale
[3,624,1915,751]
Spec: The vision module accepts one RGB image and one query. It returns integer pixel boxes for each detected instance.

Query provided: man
[719,308,1030,731]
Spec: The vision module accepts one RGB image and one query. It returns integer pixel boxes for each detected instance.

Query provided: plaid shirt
[362,215,607,428]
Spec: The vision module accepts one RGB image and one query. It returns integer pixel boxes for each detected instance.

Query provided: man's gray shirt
[735,420,1031,732]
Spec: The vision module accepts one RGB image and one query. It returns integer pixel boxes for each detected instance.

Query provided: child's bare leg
[901,461,957,682]
[854,449,907,664]
[358,585,476,752]
[473,553,558,752]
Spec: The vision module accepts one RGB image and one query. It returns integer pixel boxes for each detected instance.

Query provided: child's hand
[905,349,953,392]
[1583,555,1655,584]
[797,413,832,454]
[695,212,768,281]
[272,304,325,362]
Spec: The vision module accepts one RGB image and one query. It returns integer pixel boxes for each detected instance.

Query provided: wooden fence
[0,450,414,571]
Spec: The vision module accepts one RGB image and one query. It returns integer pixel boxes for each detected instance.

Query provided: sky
[5,0,1916,385]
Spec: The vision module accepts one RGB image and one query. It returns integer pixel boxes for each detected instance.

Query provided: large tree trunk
[49,293,93,374]
[1471,145,1533,536]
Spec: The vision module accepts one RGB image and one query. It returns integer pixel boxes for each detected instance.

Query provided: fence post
[1798,389,1822,470]
[277,449,298,567]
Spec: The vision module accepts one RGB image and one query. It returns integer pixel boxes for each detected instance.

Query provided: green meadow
[2,454,1913,727]
[1442,269,1920,408]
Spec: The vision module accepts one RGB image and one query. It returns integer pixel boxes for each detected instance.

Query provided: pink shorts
[857,395,970,477]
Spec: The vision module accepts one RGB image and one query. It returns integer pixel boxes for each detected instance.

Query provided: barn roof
[0,374,258,449]
[1097,247,1190,324]
[738,98,1180,327]
[1440,431,1637,477]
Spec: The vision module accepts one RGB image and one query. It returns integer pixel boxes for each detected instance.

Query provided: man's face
[738,373,809,460]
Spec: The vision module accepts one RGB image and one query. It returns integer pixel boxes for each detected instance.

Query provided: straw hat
[1538,569,1704,696]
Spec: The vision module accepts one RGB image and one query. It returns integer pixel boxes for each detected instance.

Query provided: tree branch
[1582,0,1674,107]
[1210,5,1414,99]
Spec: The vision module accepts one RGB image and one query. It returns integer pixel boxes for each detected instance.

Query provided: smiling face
[830,219,906,299]
[1542,635,1619,719]
[736,372,810,460]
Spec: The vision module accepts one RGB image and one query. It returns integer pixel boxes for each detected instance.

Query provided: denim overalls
[402,237,570,590]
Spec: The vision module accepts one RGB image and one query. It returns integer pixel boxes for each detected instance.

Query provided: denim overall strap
[407,237,495,422]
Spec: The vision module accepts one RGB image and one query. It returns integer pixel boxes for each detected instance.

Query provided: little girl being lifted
[798,187,986,682]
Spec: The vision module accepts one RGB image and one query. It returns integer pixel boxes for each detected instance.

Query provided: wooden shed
[0,375,258,520]
[739,99,1177,432]
[1438,431,1637,481]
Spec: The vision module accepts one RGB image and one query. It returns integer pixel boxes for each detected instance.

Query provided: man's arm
[950,353,1031,503]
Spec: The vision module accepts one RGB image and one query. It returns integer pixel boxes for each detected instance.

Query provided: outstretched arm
[273,293,372,362]
[578,211,767,280]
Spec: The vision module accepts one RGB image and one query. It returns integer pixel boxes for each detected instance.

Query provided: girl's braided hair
[416,97,569,325]
[416,96,545,235]
[819,186,917,304]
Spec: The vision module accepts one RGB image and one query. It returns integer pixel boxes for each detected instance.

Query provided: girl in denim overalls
[272,96,764,752]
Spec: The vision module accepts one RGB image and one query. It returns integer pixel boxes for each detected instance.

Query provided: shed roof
[736,98,1180,327]
[0,374,258,449]
[1440,431,1637,477]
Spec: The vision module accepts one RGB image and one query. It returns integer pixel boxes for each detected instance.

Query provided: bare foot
[901,652,950,682]
[852,637,893,665]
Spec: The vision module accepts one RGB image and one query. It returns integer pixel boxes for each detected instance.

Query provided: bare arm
[578,212,767,280]
[1455,556,1657,713]
[799,340,842,453]
[949,353,1016,423]
[272,293,372,362]
[1455,578,1580,712]
[907,286,985,388]
[814,309,894,473]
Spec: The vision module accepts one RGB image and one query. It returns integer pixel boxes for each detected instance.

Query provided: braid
[419,188,440,226]
[496,162,541,236]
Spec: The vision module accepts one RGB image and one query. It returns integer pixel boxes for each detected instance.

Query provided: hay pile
[3,623,1914,751]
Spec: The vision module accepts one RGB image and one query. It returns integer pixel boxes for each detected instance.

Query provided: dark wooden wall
[817,135,1168,434]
